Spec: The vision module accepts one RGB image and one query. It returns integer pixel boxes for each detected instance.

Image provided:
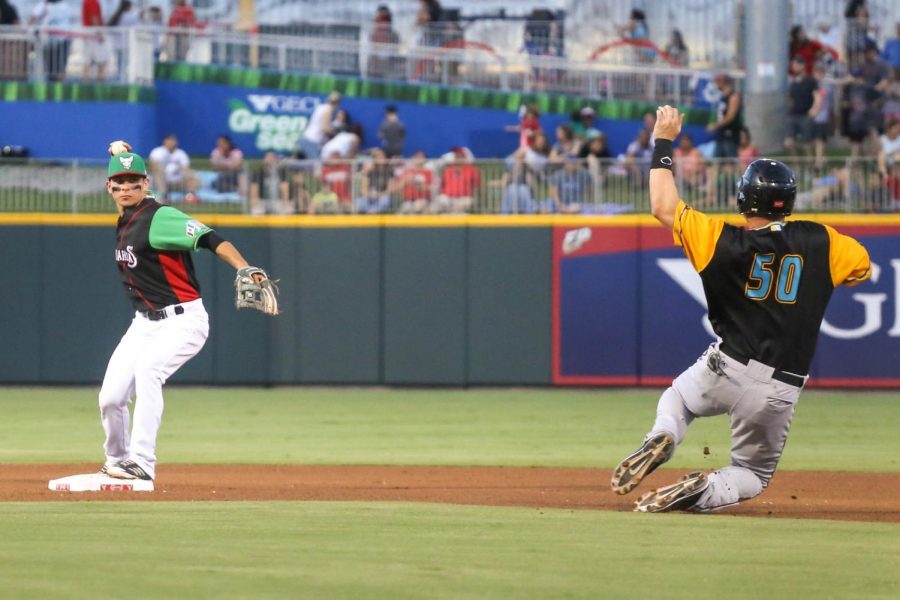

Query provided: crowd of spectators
[0,0,199,81]
[236,96,664,216]
[138,65,900,216]
[4,1,900,213]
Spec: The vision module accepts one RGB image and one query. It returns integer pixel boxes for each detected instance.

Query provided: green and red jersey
[115,198,213,311]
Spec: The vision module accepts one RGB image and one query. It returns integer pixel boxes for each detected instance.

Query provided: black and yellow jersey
[115,198,214,312]
[673,200,871,375]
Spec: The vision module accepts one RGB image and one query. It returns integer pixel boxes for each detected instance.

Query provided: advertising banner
[553,221,900,388]
[153,80,714,160]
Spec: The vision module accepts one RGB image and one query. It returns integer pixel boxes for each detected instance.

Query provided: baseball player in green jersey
[100,142,277,482]
[610,106,872,512]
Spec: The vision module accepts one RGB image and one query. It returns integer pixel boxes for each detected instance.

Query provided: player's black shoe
[98,465,108,475]
[611,432,675,495]
[107,460,153,481]
[633,471,709,513]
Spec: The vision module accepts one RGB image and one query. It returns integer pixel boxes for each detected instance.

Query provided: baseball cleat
[611,432,675,495]
[98,465,109,475]
[633,471,709,513]
[106,460,153,481]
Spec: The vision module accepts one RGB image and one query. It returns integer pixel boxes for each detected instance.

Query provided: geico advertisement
[227,94,315,152]
[155,83,325,156]
[553,224,900,387]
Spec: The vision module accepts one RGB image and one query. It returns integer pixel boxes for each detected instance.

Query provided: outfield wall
[1,215,897,387]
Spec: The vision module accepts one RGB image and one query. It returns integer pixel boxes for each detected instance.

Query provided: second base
[48,473,154,492]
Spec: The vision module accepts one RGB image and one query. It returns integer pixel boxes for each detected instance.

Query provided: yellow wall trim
[2,213,900,228]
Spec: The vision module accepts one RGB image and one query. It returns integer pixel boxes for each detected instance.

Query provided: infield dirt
[2,465,898,523]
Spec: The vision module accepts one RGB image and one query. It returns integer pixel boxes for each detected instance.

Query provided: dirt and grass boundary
[2,464,897,523]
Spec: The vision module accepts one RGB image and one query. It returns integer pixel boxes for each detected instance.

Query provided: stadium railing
[0,156,895,215]
[0,24,736,105]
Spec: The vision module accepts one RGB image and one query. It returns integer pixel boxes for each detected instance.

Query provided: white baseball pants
[98,299,209,479]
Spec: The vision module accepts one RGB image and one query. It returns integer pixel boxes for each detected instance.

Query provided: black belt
[142,305,185,321]
[719,346,805,388]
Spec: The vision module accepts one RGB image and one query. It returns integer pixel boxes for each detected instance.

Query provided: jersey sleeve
[825,224,871,287]
[148,206,214,251]
[672,200,726,273]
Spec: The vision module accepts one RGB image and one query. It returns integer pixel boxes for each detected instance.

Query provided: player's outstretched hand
[653,105,684,142]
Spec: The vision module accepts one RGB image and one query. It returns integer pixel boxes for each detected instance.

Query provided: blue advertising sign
[155,80,714,159]
[553,222,900,388]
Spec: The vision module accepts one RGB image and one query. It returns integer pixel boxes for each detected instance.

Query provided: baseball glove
[234,266,280,316]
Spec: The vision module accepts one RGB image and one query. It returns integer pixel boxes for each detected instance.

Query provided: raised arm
[648,105,685,229]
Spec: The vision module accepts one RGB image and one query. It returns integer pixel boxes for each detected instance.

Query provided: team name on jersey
[115,245,138,268]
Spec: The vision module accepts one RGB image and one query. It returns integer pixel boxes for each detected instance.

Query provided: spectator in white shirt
[107,0,140,81]
[29,0,75,81]
[320,123,363,159]
[299,91,341,159]
[148,133,198,202]
[877,119,900,178]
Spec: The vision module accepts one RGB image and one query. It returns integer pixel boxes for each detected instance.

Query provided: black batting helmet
[736,159,797,217]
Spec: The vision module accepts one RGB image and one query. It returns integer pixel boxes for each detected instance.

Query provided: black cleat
[106,460,153,481]
[611,433,675,495]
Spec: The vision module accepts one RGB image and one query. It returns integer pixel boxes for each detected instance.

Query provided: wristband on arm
[651,139,675,171]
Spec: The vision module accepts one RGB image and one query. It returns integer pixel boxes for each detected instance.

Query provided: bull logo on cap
[119,156,134,169]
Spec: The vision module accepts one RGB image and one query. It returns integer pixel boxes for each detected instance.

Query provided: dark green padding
[0,82,155,103]
[467,228,552,384]
[1,225,555,386]
[155,62,711,124]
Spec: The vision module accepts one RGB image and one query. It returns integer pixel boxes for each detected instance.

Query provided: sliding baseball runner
[610,106,871,512]
[99,141,279,481]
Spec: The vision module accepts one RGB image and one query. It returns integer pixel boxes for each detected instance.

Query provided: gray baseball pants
[649,342,805,511]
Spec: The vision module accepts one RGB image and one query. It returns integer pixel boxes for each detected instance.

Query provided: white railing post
[359,31,370,78]
[71,160,79,214]
[33,29,45,82]
[845,157,854,213]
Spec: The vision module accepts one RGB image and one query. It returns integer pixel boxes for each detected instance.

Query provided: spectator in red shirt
[167,0,198,61]
[789,25,828,76]
[506,104,542,150]
[82,0,109,80]
[168,0,197,27]
[435,147,481,213]
[397,151,435,214]
[312,152,353,214]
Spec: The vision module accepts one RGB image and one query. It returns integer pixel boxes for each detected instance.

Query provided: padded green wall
[1,225,552,386]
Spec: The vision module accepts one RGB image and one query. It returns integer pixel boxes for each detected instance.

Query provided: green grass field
[1,387,898,599]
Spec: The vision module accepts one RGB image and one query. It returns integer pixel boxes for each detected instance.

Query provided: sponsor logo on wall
[227,94,319,152]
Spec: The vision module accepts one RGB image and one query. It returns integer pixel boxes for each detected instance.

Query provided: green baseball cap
[107,152,147,179]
